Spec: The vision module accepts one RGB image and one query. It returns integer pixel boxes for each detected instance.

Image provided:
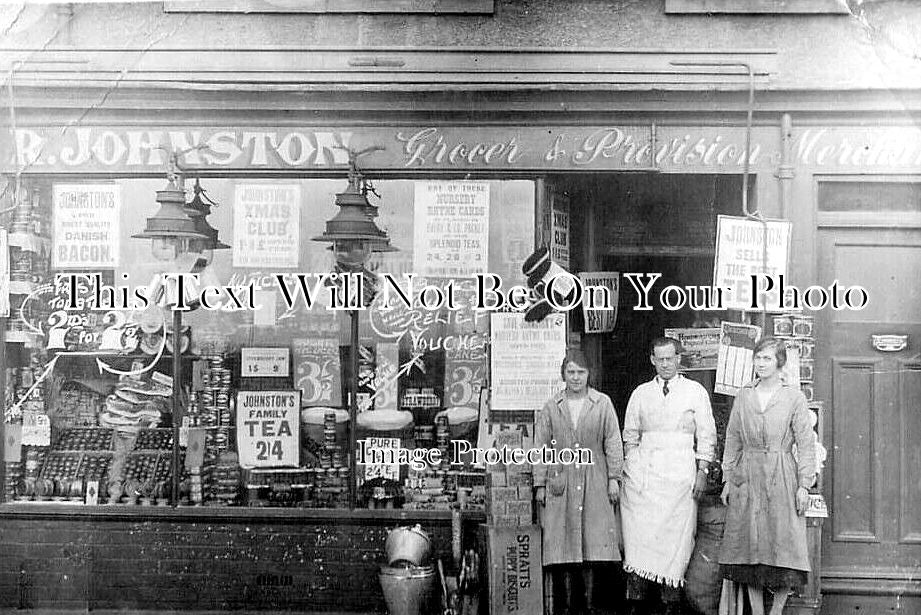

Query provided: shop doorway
[556,173,749,418]
[816,180,921,594]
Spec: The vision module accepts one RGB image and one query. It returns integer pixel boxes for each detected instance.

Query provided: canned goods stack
[771,312,817,402]
[199,356,233,427]
[4,462,23,500]
[212,452,241,505]
[322,410,346,469]
[435,416,451,469]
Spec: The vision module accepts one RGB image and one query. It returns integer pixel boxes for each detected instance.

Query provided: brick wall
[0,511,470,612]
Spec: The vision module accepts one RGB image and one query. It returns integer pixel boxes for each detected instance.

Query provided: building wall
[0,512,459,612]
[2,1,920,92]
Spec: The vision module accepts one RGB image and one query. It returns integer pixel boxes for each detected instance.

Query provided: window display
[2,176,534,511]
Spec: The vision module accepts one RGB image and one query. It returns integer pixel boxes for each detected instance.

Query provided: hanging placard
[241,347,290,378]
[292,338,342,407]
[715,321,762,396]
[413,181,489,278]
[235,390,301,468]
[713,215,792,310]
[550,193,570,269]
[233,184,300,268]
[489,312,567,411]
[52,184,120,268]
[579,272,619,333]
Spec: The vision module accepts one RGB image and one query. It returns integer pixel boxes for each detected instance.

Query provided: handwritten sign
[22,410,51,447]
[236,390,300,468]
[579,272,619,333]
[664,327,721,371]
[715,321,762,396]
[241,347,290,378]
[490,312,567,410]
[52,184,120,268]
[362,436,400,481]
[413,181,489,278]
[292,338,342,407]
[714,215,791,310]
[233,184,300,268]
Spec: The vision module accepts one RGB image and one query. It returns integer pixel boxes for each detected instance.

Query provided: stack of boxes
[485,430,533,526]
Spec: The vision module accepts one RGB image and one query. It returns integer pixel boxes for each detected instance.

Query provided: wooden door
[817,224,921,594]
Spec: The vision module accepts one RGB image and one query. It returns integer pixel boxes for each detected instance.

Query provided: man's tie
[663,380,670,396]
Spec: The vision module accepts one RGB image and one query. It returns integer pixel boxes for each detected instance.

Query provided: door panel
[817,228,921,579]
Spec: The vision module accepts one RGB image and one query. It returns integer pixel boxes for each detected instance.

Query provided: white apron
[621,431,697,587]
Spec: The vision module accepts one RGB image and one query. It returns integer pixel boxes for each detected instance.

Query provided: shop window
[818,180,921,213]
[163,0,494,14]
[1,177,533,511]
[664,0,849,14]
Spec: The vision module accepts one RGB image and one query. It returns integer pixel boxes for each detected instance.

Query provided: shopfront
[1,95,920,613]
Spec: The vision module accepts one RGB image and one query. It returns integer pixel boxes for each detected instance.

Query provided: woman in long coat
[534,350,624,615]
[719,337,816,615]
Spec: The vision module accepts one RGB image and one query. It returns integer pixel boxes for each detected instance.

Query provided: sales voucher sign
[236,390,301,468]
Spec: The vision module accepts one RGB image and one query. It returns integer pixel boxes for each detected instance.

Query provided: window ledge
[164,0,494,14]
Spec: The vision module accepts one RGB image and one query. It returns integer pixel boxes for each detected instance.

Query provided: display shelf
[606,244,715,257]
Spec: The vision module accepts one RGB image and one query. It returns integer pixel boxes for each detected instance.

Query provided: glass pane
[818,181,921,213]
[2,177,533,511]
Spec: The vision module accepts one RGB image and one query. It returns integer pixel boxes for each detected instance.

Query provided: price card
[241,347,290,378]
[236,390,300,468]
[22,410,51,446]
[361,437,401,481]
[806,493,829,518]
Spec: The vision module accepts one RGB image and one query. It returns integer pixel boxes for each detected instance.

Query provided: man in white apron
[620,337,716,615]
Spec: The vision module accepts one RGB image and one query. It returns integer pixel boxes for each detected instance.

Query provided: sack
[685,498,727,615]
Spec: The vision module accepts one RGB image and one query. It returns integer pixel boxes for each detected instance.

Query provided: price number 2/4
[255,440,284,461]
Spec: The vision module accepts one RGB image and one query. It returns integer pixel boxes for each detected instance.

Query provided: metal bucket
[378,565,435,615]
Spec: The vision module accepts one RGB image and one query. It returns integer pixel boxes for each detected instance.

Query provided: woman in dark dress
[719,337,816,615]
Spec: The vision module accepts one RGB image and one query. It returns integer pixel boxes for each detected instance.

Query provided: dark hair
[753,336,787,369]
[560,349,592,380]
[649,336,682,356]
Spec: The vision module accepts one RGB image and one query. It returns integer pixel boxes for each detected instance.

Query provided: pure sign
[236,390,300,468]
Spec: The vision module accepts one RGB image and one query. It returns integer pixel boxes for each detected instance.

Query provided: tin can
[792,315,814,338]
[800,360,815,382]
[800,382,815,402]
[772,315,794,337]
[800,339,815,360]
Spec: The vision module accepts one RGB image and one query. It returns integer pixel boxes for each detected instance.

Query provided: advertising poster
[233,184,300,268]
[551,204,570,269]
[715,322,762,396]
[490,312,567,410]
[235,390,301,468]
[579,272,619,333]
[664,327,721,371]
[292,338,342,407]
[52,184,120,268]
[413,181,489,278]
[0,229,8,317]
[713,215,792,310]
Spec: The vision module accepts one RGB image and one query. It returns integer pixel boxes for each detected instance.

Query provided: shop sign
[413,181,489,278]
[21,410,51,447]
[0,230,8,317]
[579,272,619,333]
[292,338,342,407]
[241,347,290,378]
[664,327,720,371]
[236,390,300,468]
[715,321,761,396]
[362,437,400,481]
[713,215,791,310]
[52,184,120,269]
[232,184,300,268]
[490,312,566,410]
[548,190,570,269]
